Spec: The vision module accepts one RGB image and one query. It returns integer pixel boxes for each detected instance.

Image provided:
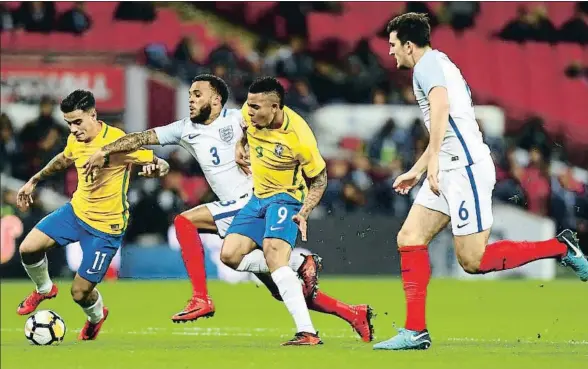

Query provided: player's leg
[263,197,322,346]
[451,159,587,279]
[17,204,81,315]
[172,204,218,322]
[374,183,450,351]
[74,231,120,340]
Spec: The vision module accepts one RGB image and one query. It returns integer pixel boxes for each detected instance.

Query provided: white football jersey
[153,108,252,201]
[413,49,490,170]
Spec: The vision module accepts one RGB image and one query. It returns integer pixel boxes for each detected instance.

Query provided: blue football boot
[558,229,588,282]
[373,328,432,350]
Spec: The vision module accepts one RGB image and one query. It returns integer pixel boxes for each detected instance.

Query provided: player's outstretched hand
[427,158,440,196]
[392,170,422,195]
[235,142,251,175]
[83,149,108,177]
[292,213,308,242]
[16,180,36,211]
[139,158,170,178]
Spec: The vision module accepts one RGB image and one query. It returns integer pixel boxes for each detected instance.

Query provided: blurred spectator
[564,61,588,82]
[519,146,551,216]
[0,4,15,31]
[0,113,23,176]
[245,38,271,74]
[276,2,308,38]
[15,1,55,33]
[498,5,557,43]
[285,78,319,119]
[309,62,342,104]
[516,116,552,158]
[494,146,527,208]
[172,36,206,82]
[208,35,239,70]
[270,36,314,79]
[371,89,388,105]
[114,2,156,22]
[379,1,439,37]
[439,2,480,32]
[56,2,91,35]
[559,2,588,45]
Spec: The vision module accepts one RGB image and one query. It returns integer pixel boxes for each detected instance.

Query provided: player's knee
[70,284,92,304]
[456,251,483,274]
[219,246,240,269]
[397,227,425,248]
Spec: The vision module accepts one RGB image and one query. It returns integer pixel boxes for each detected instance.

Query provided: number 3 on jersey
[210,147,220,165]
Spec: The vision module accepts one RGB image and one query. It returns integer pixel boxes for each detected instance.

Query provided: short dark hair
[248,77,285,108]
[192,74,229,107]
[386,12,431,47]
[60,90,96,113]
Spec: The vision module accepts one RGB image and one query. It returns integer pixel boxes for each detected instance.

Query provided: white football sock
[236,249,306,274]
[271,266,316,334]
[22,255,53,294]
[83,290,104,324]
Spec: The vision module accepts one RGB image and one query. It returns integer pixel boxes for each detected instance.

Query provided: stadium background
[1,1,587,283]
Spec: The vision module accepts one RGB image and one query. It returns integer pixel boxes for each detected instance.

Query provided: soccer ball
[24,310,66,345]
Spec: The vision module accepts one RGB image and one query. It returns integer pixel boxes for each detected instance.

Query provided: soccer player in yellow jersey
[223,77,327,346]
[14,90,169,340]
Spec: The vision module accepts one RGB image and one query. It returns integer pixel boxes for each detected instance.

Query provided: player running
[373,13,588,351]
[15,90,169,340]
[221,77,329,346]
[83,74,374,342]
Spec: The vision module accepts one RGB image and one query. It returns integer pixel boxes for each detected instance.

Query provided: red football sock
[478,238,567,273]
[174,215,208,298]
[307,290,356,322]
[400,246,431,332]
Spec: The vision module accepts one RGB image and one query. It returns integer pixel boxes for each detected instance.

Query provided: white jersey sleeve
[413,50,490,170]
[153,119,185,146]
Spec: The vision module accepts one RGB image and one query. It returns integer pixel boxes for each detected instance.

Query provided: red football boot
[348,304,374,342]
[281,332,323,346]
[171,296,215,323]
[17,284,58,315]
[297,254,323,299]
[78,307,109,340]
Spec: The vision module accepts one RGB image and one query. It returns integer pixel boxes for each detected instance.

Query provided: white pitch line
[2,327,587,345]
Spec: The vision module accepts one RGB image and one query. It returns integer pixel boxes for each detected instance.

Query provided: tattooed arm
[292,168,327,242]
[83,130,160,175]
[17,153,73,210]
[299,168,327,219]
[32,152,74,184]
[101,130,160,155]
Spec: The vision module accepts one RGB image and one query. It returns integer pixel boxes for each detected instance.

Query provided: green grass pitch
[1,278,587,369]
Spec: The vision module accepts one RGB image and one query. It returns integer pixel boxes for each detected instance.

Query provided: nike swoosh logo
[270,226,283,231]
[456,223,470,229]
[86,269,99,275]
[188,134,200,139]
[562,236,583,258]
[410,332,429,342]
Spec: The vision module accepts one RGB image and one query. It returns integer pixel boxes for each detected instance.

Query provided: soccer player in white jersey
[83,74,374,341]
[373,13,588,351]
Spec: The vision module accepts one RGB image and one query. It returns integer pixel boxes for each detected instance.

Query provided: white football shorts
[414,155,496,236]
[203,192,251,238]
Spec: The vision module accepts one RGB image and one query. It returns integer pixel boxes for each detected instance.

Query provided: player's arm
[292,123,328,241]
[17,152,73,210]
[299,168,327,219]
[416,57,449,196]
[84,120,183,174]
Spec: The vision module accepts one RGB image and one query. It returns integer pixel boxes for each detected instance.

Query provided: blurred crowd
[2,1,587,250]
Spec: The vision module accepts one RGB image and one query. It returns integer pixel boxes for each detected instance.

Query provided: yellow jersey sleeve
[240,103,250,129]
[295,122,326,178]
[63,135,76,159]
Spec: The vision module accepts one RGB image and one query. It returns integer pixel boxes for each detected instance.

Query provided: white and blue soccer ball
[24,310,66,345]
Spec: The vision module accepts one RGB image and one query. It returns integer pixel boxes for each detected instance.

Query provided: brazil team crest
[219,126,234,142]
[274,144,284,157]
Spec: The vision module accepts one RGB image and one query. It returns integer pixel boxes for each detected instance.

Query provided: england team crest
[219,126,234,142]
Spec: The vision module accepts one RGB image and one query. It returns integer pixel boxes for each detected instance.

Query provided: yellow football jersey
[63,122,154,235]
[241,104,326,202]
